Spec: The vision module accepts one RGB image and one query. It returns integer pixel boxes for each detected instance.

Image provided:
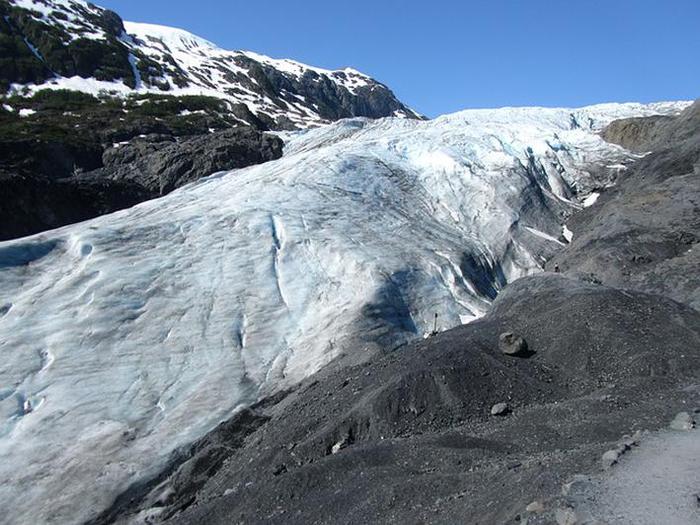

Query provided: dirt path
[585,427,700,525]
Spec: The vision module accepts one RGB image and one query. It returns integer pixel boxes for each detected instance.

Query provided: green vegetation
[132,94,228,117]
[0,90,239,145]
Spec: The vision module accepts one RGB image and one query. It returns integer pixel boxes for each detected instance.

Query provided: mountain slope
[1,0,419,129]
[549,99,700,310]
[0,100,688,524]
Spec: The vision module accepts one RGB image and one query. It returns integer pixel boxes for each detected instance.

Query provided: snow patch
[583,192,600,207]
[562,224,574,243]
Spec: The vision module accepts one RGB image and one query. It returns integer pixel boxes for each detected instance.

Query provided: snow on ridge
[125,24,374,98]
[122,22,374,87]
[7,0,416,126]
[10,0,107,40]
[0,101,670,524]
[123,21,219,51]
[119,19,408,123]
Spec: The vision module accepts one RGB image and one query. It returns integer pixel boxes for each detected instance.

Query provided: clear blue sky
[98,0,699,117]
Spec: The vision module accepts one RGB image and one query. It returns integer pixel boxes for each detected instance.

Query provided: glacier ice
[0,101,690,524]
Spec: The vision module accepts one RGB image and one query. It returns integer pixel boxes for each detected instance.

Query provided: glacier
[0,101,690,524]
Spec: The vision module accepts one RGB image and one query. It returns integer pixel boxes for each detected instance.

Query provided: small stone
[670,411,695,431]
[331,435,352,454]
[491,402,510,416]
[620,430,642,448]
[272,463,287,476]
[555,507,580,525]
[499,332,530,357]
[601,449,620,469]
[525,500,545,513]
[561,475,591,497]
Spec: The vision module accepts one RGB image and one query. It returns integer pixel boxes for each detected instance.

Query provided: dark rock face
[0,127,283,240]
[601,114,675,152]
[549,99,700,310]
[94,128,284,195]
[0,170,150,240]
[101,275,700,525]
[601,101,700,153]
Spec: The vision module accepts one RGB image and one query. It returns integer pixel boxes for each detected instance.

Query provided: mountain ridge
[2,0,420,129]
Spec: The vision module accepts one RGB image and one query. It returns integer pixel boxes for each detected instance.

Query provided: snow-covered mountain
[1,0,419,128]
[0,100,689,524]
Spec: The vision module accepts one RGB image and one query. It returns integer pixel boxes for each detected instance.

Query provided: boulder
[601,449,620,469]
[525,500,545,514]
[490,402,510,416]
[669,411,695,431]
[498,332,530,356]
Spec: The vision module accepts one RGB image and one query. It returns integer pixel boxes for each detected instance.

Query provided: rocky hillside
[0,0,419,128]
[91,100,700,524]
[0,0,420,241]
[549,99,700,309]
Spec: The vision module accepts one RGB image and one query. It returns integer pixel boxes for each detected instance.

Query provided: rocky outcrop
[0,128,283,240]
[601,100,699,153]
[600,114,674,152]
[93,128,284,195]
[0,170,150,240]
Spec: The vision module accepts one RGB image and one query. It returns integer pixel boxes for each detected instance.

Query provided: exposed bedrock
[0,128,283,240]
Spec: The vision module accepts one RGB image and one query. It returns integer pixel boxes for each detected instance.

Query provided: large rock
[669,412,695,431]
[96,128,284,195]
[498,331,529,356]
[490,402,510,416]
